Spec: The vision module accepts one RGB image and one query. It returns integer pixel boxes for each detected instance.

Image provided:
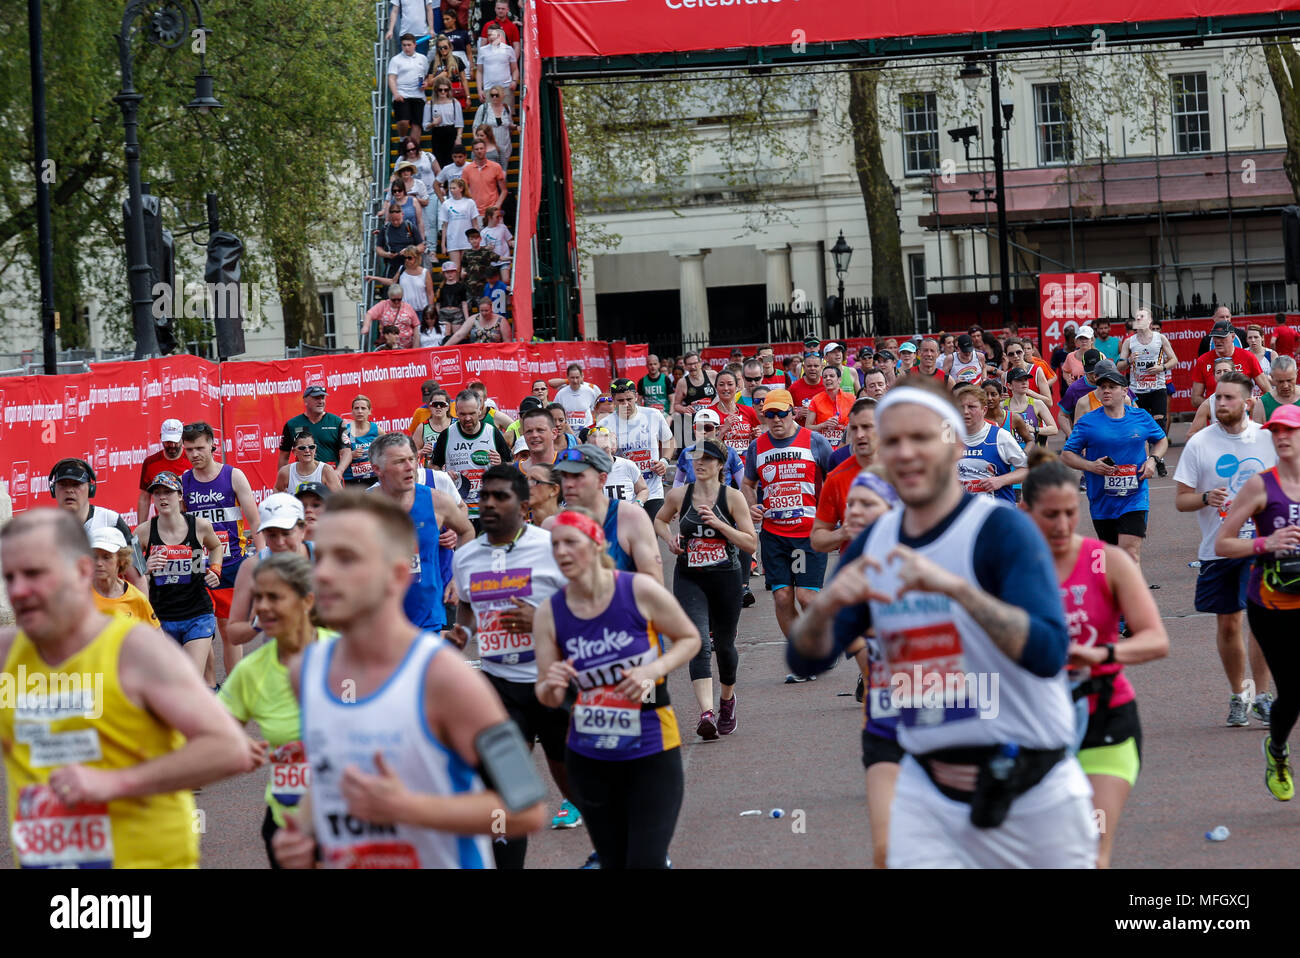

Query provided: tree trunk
[848,67,913,334]
[1263,37,1300,203]
[275,249,325,347]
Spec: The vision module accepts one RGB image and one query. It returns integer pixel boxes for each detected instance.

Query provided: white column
[673,249,711,341]
[789,240,825,333]
[757,244,792,311]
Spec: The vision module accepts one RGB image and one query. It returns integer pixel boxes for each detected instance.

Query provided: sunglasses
[555,449,590,464]
[697,424,717,432]
[528,476,558,487]
[744,376,762,383]
[588,426,610,435]
[295,444,316,452]
[430,401,449,408]
[763,409,792,419]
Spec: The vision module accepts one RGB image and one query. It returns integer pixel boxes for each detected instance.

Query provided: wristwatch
[1103,645,1117,665]
[1202,491,1210,506]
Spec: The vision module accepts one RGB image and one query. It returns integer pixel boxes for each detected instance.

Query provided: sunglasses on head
[763,409,792,419]
[555,449,590,464]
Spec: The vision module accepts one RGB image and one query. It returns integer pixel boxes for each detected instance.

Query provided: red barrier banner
[534,0,1300,60]
[219,344,534,499]
[610,341,649,380]
[3,355,221,524]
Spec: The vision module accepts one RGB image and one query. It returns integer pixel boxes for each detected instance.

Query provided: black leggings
[674,566,742,685]
[1247,601,1300,749]
[261,806,281,870]
[565,747,683,869]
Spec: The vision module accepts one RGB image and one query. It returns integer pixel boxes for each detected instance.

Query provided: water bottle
[1205,826,1230,842]
[989,743,1020,781]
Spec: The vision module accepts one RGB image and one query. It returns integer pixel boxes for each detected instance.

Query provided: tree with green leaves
[0,0,372,352]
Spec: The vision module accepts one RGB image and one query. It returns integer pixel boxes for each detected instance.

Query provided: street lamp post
[115,0,220,360]
[28,0,57,374]
[830,230,853,335]
[958,57,1014,332]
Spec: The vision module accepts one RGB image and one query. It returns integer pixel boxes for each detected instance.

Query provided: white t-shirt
[599,407,673,500]
[482,224,512,260]
[436,161,469,186]
[554,383,601,430]
[602,457,642,503]
[441,196,479,251]
[391,0,433,37]
[1172,420,1276,560]
[452,525,566,683]
[387,51,429,99]
[478,44,516,90]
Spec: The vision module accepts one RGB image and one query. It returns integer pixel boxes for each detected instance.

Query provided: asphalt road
[1,420,1292,868]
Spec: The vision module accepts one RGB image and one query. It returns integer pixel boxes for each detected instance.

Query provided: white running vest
[444,422,498,514]
[861,495,1075,754]
[1124,334,1166,393]
[289,460,327,494]
[948,354,985,385]
[301,632,493,869]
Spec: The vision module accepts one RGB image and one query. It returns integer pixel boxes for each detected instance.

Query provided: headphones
[48,458,97,499]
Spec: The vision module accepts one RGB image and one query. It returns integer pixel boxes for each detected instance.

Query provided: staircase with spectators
[360,3,522,347]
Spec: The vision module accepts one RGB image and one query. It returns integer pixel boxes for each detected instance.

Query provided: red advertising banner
[2,355,221,525]
[610,341,649,380]
[1039,273,1101,363]
[535,0,1300,60]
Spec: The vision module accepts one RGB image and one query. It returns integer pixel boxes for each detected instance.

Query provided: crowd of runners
[4,311,1300,869]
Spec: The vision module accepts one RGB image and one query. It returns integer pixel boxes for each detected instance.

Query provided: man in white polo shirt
[550,363,601,433]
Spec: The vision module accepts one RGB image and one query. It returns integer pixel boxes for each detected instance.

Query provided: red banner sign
[535,0,1300,59]
[3,356,221,526]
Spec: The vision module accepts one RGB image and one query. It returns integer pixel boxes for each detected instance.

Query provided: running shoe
[1253,692,1275,725]
[697,709,719,740]
[1264,736,1295,801]
[1155,457,1168,478]
[1227,694,1250,727]
[854,674,864,704]
[717,695,737,735]
[551,800,583,829]
[784,673,818,684]
[579,851,600,869]
[742,587,756,608]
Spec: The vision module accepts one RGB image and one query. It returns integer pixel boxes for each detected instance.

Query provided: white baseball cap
[89,527,128,554]
[512,435,528,454]
[259,493,306,531]
[160,418,184,443]
[694,408,721,426]
[822,342,844,356]
[1074,325,1094,339]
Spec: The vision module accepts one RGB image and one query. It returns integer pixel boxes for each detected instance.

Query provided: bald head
[1,508,92,564]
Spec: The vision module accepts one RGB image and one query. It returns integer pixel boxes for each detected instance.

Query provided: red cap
[1265,404,1300,431]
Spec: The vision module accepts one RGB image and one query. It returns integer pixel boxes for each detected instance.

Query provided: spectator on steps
[440,178,480,268]
[374,203,424,277]
[387,34,429,143]
[464,139,506,217]
[473,88,515,166]
[362,283,420,349]
[476,27,517,114]
[425,35,468,110]
[423,77,464,168]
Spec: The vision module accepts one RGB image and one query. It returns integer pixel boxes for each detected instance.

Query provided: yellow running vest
[0,614,198,868]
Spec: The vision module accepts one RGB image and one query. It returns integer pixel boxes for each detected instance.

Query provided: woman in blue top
[533,507,701,870]
[343,395,382,486]
[1061,361,1169,576]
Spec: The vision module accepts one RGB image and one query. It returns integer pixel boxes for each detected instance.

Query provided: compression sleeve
[972,506,1069,677]
[431,428,451,468]
[785,527,873,677]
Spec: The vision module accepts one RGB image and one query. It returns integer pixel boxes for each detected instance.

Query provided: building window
[1246,280,1288,315]
[901,93,939,175]
[908,253,929,328]
[1170,72,1211,154]
[319,291,337,349]
[1033,83,1073,165]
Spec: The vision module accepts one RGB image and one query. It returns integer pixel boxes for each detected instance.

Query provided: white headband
[875,386,965,441]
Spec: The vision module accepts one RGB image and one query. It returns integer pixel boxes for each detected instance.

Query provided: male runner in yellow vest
[0,509,253,868]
